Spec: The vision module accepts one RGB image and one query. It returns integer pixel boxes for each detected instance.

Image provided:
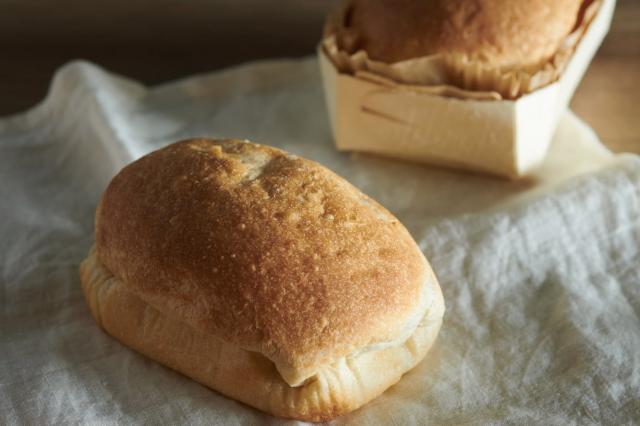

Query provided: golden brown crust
[80,249,445,422]
[330,0,584,70]
[95,138,430,386]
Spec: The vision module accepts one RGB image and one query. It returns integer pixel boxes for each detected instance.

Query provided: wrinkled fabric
[1,58,638,425]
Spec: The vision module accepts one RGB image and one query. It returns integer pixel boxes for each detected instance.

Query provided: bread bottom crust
[80,250,444,422]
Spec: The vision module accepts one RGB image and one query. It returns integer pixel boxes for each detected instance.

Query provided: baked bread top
[331,0,584,70]
[95,138,434,386]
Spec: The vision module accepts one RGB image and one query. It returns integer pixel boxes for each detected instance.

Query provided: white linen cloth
[1,58,638,425]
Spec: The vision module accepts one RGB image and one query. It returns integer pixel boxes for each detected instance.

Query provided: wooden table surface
[1,0,638,153]
[570,0,640,153]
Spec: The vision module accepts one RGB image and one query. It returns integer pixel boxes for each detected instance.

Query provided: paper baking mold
[319,0,615,178]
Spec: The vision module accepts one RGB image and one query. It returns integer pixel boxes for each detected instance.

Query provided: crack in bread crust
[80,249,444,422]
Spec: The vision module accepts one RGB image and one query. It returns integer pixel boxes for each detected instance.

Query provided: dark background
[1,0,638,153]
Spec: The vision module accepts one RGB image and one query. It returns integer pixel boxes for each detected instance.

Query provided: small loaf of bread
[80,138,445,421]
[333,0,583,71]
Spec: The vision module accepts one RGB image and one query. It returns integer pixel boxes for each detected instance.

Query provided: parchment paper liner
[323,0,602,100]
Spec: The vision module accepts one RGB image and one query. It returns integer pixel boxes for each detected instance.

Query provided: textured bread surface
[332,0,584,70]
[80,249,444,421]
[94,138,437,388]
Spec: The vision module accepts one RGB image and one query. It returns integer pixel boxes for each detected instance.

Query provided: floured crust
[331,0,584,71]
[80,248,445,422]
[94,138,433,387]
